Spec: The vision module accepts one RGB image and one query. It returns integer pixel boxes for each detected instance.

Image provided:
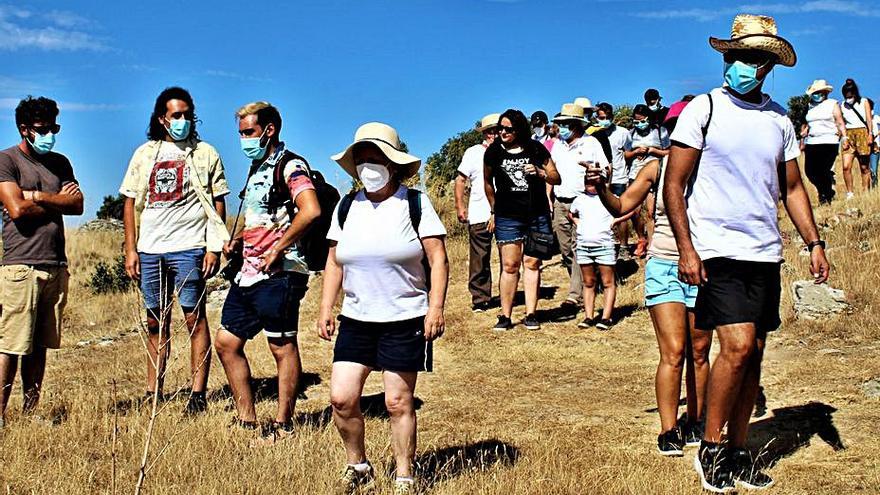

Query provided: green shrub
[88,255,132,294]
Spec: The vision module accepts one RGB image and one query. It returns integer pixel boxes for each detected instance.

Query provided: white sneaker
[846,192,855,200]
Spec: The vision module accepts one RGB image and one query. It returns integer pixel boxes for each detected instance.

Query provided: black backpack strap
[337,190,358,229]
[406,188,422,236]
[685,93,714,201]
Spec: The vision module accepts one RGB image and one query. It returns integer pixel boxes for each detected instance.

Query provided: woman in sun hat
[840,78,874,198]
[317,122,449,495]
[803,79,847,204]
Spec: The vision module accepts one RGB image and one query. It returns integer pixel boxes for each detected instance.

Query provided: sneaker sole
[736,478,774,491]
[577,323,592,329]
[693,455,736,493]
[524,324,540,331]
[685,440,701,448]
[657,446,684,457]
[596,325,610,331]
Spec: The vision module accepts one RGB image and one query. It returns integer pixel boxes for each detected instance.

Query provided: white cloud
[645,0,879,21]
[204,69,273,83]
[0,5,109,51]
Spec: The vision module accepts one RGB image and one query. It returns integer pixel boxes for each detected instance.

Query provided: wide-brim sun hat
[805,79,833,95]
[552,103,589,124]
[332,122,421,180]
[573,97,596,111]
[709,13,797,67]
[477,113,501,132]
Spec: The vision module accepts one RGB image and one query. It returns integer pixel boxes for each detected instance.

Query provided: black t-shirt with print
[484,140,551,220]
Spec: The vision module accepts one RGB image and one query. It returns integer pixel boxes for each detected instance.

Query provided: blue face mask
[558,127,573,141]
[596,119,612,129]
[28,131,56,155]
[240,128,268,160]
[723,61,764,95]
[811,93,826,104]
[166,118,191,141]
[634,120,650,131]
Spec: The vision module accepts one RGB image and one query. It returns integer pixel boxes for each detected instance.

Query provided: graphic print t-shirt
[484,141,551,220]
[137,141,207,254]
[236,146,315,288]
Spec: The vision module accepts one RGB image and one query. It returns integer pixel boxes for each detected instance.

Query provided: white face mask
[533,126,546,138]
[846,97,856,105]
[356,162,391,192]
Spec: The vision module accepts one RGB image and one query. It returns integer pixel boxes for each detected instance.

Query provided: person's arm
[26,182,84,215]
[664,143,706,285]
[453,173,468,223]
[541,157,561,186]
[483,162,496,232]
[258,188,321,272]
[594,161,657,216]
[864,100,874,143]
[422,236,448,341]
[202,196,227,278]
[123,196,140,280]
[317,243,342,341]
[0,181,49,220]
[648,147,670,158]
[832,105,850,150]
[781,158,830,283]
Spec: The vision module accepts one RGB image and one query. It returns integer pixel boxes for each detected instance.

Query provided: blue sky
[1,0,878,222]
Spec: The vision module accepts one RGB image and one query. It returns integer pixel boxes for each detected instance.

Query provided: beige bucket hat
[709,14,797,67]
[552,103,589,124]
[477,113,500,132]
[332,122,421,180]
[805,79,833,95]
[573,97,596,111]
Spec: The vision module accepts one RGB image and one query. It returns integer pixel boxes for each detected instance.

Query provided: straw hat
[709,14,797,67]
[573,97,595,110]
[477,113,500,132]
[805,79,833,95]
[552,103,589,124]
[331,122,421,180]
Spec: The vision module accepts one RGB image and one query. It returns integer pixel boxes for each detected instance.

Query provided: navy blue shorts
[221,272,309,340]
[494,214,552,244]
[333,315,432,372]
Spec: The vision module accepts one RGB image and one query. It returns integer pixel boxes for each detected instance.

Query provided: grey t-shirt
[0,146,76,265]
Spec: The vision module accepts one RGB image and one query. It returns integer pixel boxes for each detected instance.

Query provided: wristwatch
[806,240,826,252]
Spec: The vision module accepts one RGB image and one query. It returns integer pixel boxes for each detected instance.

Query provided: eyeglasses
[498,125,516,134]
[29,124,61,135]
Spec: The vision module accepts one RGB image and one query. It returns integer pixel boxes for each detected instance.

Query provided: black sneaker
[681,420,704,447]
[657,428,684,456]
[472,301,492,313]
[694,441,736,493]
[183,393,208,416]
[493,315,513,331]
[577,317,596,329]
[523,314,540,331]
[595,318,613,331]
[730,447,774,490]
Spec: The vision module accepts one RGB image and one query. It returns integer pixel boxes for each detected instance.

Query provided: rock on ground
[78,219,124,232]
[863,379,880,399]
[792,281,849,320]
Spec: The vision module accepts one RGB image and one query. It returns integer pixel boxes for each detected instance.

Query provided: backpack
[337,187,432,289]
[268,150,341,272]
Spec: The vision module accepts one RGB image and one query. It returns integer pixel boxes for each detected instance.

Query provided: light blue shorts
[576,244,616,266]
[644,257,698,308]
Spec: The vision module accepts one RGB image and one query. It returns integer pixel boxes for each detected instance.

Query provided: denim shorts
[221,272,309,340]
[644,257,698,308]
[495,214,552,244]
[576,244,616,266]
[139,248,205,312]
[609,183,627,196]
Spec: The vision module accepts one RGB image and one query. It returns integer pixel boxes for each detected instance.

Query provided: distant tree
[96,194,126,220]
[425,127,482,194]
[613,104,634,129]
[788,95,810,130]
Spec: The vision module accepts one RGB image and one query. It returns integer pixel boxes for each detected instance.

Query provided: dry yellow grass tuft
[1,161,879,494]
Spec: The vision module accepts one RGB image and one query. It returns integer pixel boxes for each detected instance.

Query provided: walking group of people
[0,12,841,494]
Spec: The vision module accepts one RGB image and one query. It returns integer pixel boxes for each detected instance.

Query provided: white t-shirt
[550,135,610,200]
[805,98,840,145]
[327,186,447,322]
[670,87,800,263]
[841,99,870,129]
[625,127,670,180]
[570,193,614,248]
[606,125,632,185]
[137,141,208,254]
[456,143,491,224]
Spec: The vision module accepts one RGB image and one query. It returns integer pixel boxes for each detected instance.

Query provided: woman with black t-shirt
[483,109,561,331]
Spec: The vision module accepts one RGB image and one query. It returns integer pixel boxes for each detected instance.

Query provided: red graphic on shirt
[148,160,185,206]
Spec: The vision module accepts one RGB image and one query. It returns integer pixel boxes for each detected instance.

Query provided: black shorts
[333,315,432,372]
[694,258,782,333]
[220,272,309,340]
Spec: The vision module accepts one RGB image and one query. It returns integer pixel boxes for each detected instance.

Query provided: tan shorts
[0,265,69,355]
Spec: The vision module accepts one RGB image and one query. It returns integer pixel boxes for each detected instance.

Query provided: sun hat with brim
[552,103,589,124]
[664,100,691,123]
[477,113,501,132]
[331,122,421,180]
[709,14,797,67]
[573,97,596,111]
[805,79,833,95]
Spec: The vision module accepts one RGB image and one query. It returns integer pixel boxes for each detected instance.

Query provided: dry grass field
[2,162,880,494]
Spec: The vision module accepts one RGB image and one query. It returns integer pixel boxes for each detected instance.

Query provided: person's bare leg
[859,157,872,191]
[688,311,713,421]
[330,362,372,464]
[727,336,766,448]
[598,265,616,320]
[649,303,687,433]
[214,329,255,422]
[267,336,301,424]
[702,323,757,443]
[0,353,19,420]
[580,265,597,319]
[145,311,172,395]
[184,308,211,394]
[20,345,46,414]
[842,152,855,194]
[384,370,418,479]
[498,242,523,318]
[522,255,542,315]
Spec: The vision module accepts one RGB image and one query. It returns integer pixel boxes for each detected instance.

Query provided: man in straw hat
[664,14,829,492]
[549,103,609,313]
[455,114,500,313]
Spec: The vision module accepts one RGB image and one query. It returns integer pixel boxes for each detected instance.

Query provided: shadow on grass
[512,285,558,307]
[295,392,424,429]
[412,439,520,489]
[746,402,844,469]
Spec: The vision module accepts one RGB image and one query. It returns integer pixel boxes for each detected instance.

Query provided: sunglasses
[498,125,516,134]
[29,124,61,135]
